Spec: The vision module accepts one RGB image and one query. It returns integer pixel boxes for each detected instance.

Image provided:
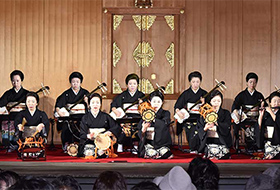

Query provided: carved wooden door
[112,14,177,95]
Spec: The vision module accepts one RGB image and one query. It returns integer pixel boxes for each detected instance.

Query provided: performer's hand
[138,98,143,104]
[84,96,89,105]
[36,123,45,132]
[88,132,95,140]
[142,121,151,133]
[104,131,112,136]
[58,109,67,117]
[176,109,185,120]
[204,122,214,131]
[113,109,121,117]
[18,124,24,132]
[200,97,205,105]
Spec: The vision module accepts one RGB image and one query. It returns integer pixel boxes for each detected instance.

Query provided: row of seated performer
[0,70,280,160]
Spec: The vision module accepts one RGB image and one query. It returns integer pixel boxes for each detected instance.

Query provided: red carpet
[1,145,280,163]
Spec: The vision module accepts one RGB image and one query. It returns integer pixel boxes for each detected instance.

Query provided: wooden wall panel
[243,0,272,97]
[271,0,280,91]
[14,0,44,104]
[0,0,15,89]
[103,0,184,8]
[1,0,280,144]
[214,0,243,109]
[185,0,214,93]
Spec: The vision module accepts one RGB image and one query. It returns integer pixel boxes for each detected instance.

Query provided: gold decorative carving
[132,15,142,30]
[113,15,124,30]
[165,43,174,68]
[113,79,122,94]
[132,15,156,31]
[133,41,155,67]
[139,78,154,94]
[142,15,156,31]
[113,42,121,67]
[135,0,153,8]
[165,79,174,94]
[164,15,174,31]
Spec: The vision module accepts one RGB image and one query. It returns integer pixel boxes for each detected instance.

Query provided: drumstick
[22,118,27,126]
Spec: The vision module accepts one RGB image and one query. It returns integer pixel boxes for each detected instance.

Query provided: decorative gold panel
[133,41,155,67]
[113,79,122,94]
[139,78,154,94]
[165,79,174,94]
[113,42,122,67]
[132,15,142,30]
[132,15,156,31]
[113,15,124,30]
[165,43,174,68]
[164,15,174,31]
[135,0,153,8]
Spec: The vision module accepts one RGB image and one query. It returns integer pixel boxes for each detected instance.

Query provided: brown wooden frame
[102,7,186,100]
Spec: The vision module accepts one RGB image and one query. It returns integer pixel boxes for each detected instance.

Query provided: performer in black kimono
[174,71,207,152]
[0,70,29,150]
[197,90,232,159]
[55,72,89,151]
[14,92,49,140]
[138,91,173,159]
[256,91,280,159]
[110,73,145,152]
[231,72,265,152]
[110,73,145,118]
[78,93,121,158]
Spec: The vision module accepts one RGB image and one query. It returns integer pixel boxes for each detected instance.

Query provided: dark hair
[52,175,81,190]
[269,91,280,103]
[187,157,220,190]
[125,73,139,85]
[150,90,164,101]
[207,90,223,106]
[0,170,20,189]
[26,92,39,104]
[93,171,127,190]
[131,181,160,190]
[246,72,258,82]
[89,93,102,105]
[69,72,83,83]
[188,71,202,82]
[10,176,54,190]
[10,70,24,81]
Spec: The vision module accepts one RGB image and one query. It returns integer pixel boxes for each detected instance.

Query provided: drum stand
[48,118,56,151]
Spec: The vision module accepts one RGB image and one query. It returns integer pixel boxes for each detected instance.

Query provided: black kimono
[197,108,232,158]
[232,88,265,114]
[14,109,50,139]
[174,87,207,151]
[137,108,172,158]
[78,111,122,157]
[110,89,145,118]
[256,110,280,159]
[0,87,29,107]
[55,87,89,147]
[55,87,89,110]
[231,88,265,151]
[0,87,29,146]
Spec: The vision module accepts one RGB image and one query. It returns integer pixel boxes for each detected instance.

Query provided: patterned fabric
[83,144,95,157]
[244,126,255,140]
[264,141,280,159]
[83,144,106,157]
[206,144,229,159]
[1,121,16,142]
[144,144,171,159]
